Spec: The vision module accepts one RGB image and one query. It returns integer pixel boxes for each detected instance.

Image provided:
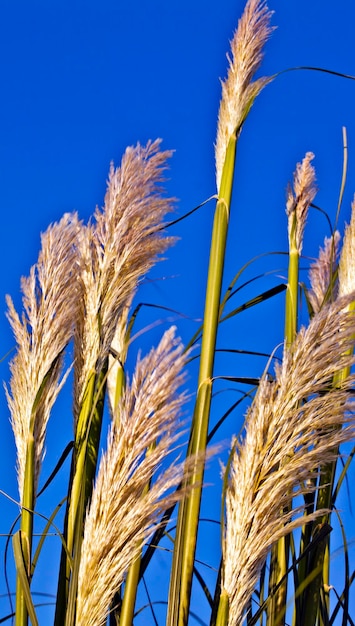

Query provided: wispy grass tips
[6,213,81,499]
[286,152,317,254]
[73,139,175,419]
[215,0,274,190]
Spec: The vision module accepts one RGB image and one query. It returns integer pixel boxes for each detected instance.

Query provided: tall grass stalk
[168,2,274,623]
[267,152,317,626]
[3,2,355,626]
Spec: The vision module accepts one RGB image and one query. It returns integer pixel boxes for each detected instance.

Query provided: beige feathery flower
[215,0,274,190]
[5,213,81,499]
[286,152,317,253]
[74,139,175,419]
[339,196,355,297]
[222,295,355,625]
[308,231,340,313]
[76,327,192,626]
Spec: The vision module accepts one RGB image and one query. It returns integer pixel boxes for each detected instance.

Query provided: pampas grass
[76,328,192,626]
[73,139,174,418]
[2,1,355,626]
[215,0,274,190]
[6,212,81,500]
[222,296,355,625]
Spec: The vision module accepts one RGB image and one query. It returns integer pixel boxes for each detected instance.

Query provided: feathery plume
[222,296,355,625]
[215,0,274,189]
[286,152,317,253]
[76,327,193,626]
[339,196,355,297]
[5,213,81,498]
[308,231,340,313]
[74,139,175,419]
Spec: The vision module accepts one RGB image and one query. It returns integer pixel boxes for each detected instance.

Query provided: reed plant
[2,0,355,624]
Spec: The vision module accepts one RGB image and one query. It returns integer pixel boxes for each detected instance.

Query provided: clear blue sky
[1,0,355,623]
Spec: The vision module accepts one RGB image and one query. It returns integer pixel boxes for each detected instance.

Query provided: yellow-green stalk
[167,2,274,624]
[215,589,229,626]
[15,435,35,626]
[119,443,155,626]
[167,134,236,626]
[268,152,316,626]
[55,367,107,626]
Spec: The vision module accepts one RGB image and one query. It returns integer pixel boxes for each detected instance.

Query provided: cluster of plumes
[222,294,355,625]
[286,152,317,253]
[6,140,175,500]
[5,213,81,498]
[215,0,274,190]
[75,328,193,626]
[222,161,355,624]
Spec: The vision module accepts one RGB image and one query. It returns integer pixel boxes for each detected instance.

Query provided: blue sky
[1,0,355,623]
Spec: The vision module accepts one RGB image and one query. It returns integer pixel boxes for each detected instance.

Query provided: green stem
[55,365,107,625]
[166,132,237,626]
[119,444,154,626]
[214,589,229,626]
[119,552,142,626]
[15,433,35,626]
[268,232,299,626]
[284,245,299,347]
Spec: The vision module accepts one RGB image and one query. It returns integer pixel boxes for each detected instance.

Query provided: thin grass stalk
[215,589,230,626]
[119,442,156,626]
[169,3,274,622]
[54,366,107,625]
[118,556,141,626]
[268,153,316,626]
[167,133,237,626]
[15,434,35,626]
[267,204,299,626]
[267,230,298,626]
[68,366,107,548]
[268,242,299,626]
[107,322,130,624]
